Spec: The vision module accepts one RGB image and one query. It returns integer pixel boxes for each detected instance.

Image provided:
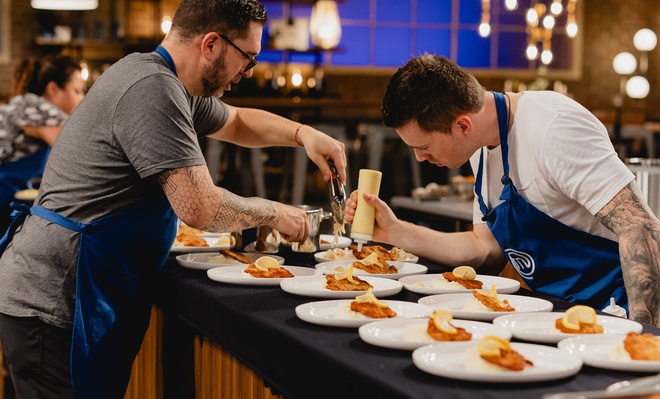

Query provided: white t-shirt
[470,91,635,242]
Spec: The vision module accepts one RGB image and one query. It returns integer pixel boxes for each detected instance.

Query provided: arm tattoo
[158,166,280,233]
[596,181,660,326]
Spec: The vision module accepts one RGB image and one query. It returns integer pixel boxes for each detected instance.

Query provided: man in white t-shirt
[344,53,660,328]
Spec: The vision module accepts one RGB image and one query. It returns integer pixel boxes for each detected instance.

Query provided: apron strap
[31,205,85,233]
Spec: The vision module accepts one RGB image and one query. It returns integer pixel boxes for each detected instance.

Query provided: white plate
[314,249,419,263]
[418,293,553,321]
[295,299,433,328]
[492,312,643,344]
[558,334,660,372]
[171,234,235,253]
[399,274,520,295]
[319,234,352,250]
[315,260,428,280]
[206,265,318,286]
[280,275,403,299]
[358,318,513,351]
[412,341,582,383]
[176,252,285,271]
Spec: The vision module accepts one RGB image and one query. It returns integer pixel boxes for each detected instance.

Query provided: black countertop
[154,246,659,399]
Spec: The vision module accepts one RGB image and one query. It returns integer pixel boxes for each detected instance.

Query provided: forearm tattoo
[158,166,279,232]
[596,181,660,326]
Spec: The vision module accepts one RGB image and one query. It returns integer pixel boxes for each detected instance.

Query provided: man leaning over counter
[0,1,346,398]
[345,54,660,327]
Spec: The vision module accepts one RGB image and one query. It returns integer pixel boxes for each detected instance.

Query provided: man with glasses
[0,0,347,398]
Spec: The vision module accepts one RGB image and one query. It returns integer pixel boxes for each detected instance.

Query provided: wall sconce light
[309,0,342,49]
[31,0,98,10]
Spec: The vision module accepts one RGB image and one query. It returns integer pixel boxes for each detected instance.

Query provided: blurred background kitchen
[0,0,659,217]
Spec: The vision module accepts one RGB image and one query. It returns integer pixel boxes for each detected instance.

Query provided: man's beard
[201,51,235,97]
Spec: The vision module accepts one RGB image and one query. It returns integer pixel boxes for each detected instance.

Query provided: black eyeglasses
[219,34,258,73]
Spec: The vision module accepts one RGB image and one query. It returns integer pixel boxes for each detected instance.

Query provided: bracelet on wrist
[294,124,307,147]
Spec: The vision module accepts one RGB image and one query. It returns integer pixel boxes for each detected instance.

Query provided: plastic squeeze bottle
[350,169,382,251]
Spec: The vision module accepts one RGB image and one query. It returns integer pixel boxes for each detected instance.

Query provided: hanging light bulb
[31,0,98,10]
[479,0,491,37]
[161,15,172,35]
[309,1,342,50]
[550,0,563,15]
[526,42,539,60]
[625,76,650,99]
[504,0,518,11]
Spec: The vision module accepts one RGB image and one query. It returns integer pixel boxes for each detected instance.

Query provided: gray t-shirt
[0,52,228,328]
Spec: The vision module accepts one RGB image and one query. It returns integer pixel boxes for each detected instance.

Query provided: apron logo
[505,248,535,279]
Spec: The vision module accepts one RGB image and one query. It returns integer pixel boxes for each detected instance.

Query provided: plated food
[280,274,403,299]
[243,256,294,278]
[295,297,432,328]
[412,341,582,383]
[206,264,317,286]
[315,245,419,263]
[315,260,427,280]
[176,252,285,271]
[558,332,660,372]
[418,293,553,321]
[399,273,520,295]
[358,317,512,351]
[492,311,643,344]
[171,223,235,253]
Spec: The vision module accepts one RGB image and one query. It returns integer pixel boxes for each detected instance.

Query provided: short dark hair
[382,53,484,133]
[171,0,267,41]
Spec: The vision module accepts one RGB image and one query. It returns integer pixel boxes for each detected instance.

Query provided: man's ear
[455,114,473,136]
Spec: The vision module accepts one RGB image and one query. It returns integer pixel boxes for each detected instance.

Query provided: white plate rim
[280,275,403,298]
[412,341,583,383]
[295,299,433,328]
[492,312,644,344]
[557,334,660,372]
[358,318,513,351]
[319,234,352,250]
[399,274,520,295]
[176,252,285,270]
[417,293,554,321]
[206,265,317,286]
[314,260,427,279]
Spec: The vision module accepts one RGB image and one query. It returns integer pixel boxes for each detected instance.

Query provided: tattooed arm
[596,181,660,326]
[157,165,310,242]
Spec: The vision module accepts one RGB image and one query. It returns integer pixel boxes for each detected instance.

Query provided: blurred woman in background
[0,54,84,232]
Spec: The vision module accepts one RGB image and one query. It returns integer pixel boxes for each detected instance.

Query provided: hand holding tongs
[327,159,346,228]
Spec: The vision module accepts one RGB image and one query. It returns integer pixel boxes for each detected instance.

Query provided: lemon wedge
[490,285,500,304]
[359,252,382,267]
[477,335,511,358]
[432,309,457,334]
[354,288,389,308]
[334,264,360,285]
[452,265,477,280]
[561,305,598,331]
[254,256,281,271]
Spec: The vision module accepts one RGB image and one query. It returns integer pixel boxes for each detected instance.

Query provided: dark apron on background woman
[0,147,50,230]
[0,196,177,399]
[475,91,626,311]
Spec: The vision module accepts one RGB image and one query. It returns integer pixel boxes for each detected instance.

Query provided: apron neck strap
[492,91,510,177]
[154,45,178,77]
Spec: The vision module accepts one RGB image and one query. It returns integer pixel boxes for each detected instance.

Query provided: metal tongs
[327,159,346,228]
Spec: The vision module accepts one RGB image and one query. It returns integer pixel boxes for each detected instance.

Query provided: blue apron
[0,147,50,228]
[475,91,626,311]
[1,197,177,398]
